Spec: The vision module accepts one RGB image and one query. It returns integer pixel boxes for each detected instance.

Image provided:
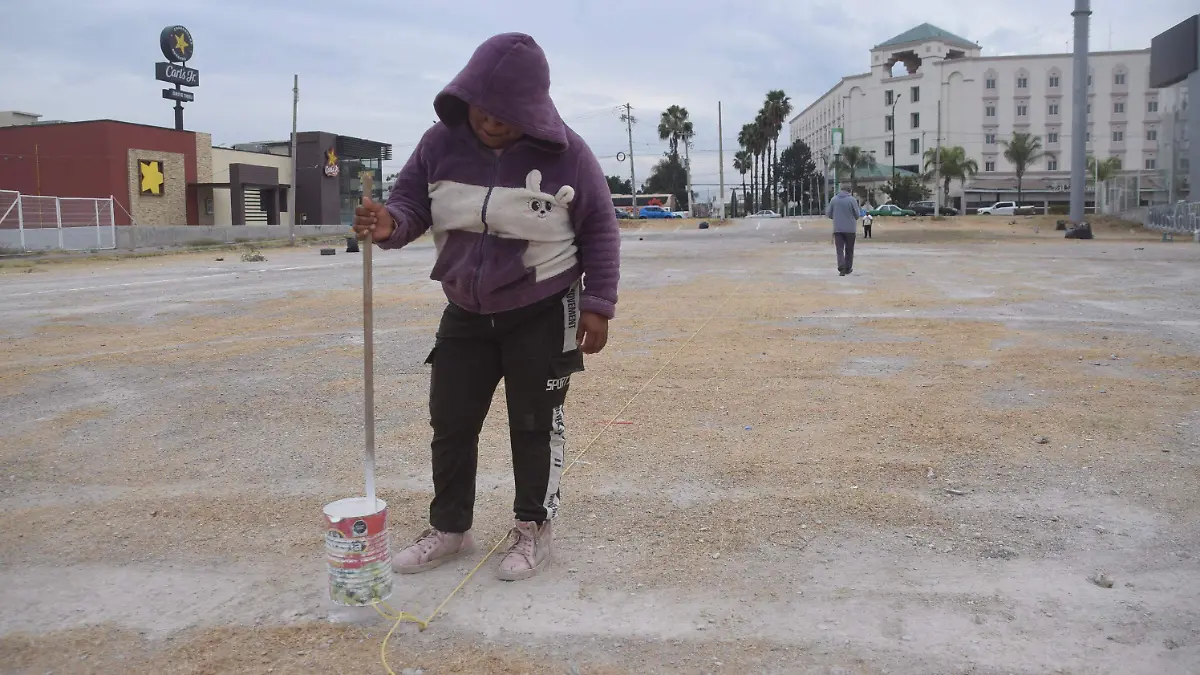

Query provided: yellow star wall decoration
[139,160,165,196]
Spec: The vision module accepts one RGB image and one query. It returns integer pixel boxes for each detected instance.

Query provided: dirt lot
[1,216,1198,674]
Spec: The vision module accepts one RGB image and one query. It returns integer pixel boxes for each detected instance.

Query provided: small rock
[983,548,1018,560]
[1165,638,1180,650]
[711,552,721,560]
[150,510,159,517]
[1088,572,1114,589]
[402,668,426,675]
[945,488,966,496]
[1035,436,1050,445]
[926,468,936,479]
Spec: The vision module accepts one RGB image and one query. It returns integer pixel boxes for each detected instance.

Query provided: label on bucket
[323,497,393,606]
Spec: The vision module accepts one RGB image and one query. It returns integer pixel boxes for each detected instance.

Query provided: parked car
[638,206,681,219]
[976,201,1018,216]
[750,209,782,218]
[910,201,959,216]
[615,208,634,219]
[867,204,916,217]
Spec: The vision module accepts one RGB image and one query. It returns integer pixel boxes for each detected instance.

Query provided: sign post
[155,25,199,131]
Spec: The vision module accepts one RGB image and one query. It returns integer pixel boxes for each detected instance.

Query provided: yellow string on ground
[373,282,743,675]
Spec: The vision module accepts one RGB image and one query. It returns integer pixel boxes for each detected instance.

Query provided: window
[1048,103,1060,115]
[885,90,894,105]
[911,112,920,128]
[1145,158,1156,170]
[1114,102,1125,114]
[1047,157,1058,170]
[985,133,997,144]
[1087,103,1092,114]
[1048,131,1059,143]
[1049,75,1060,87]
[986,105,996,117]
[1147,129,1157,141]
[1088,74,1093,86]
[1017,76,1028,88]
[986,77,997,89]
[910,138,920,154]
[985,161,996,172]
[1114,158,1122,169]
[1114,73,1126,85]
[884,140,894,156]
[1112,131,1124,142]
[1148,100,1159,113]
[1086,131,1091,142]
[911,86,920,102]
[1017,104,1028,117]
[885,115,894,132]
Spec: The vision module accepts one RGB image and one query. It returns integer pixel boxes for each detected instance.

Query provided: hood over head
[434,33,568,153]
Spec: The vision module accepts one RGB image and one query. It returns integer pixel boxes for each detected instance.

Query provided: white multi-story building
[790,23,1190,209]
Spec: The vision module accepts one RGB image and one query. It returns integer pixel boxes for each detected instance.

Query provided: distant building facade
[789,23,1190,209]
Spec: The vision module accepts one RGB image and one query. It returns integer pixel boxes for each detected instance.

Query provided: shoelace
[413,529,444,557]
[504,526,535,563]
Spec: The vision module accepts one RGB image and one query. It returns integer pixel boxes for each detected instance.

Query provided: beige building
[790,23,1190,208]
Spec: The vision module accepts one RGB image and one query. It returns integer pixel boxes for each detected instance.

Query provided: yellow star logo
[326,148,337,165]
[140,160,164,195]
[173,32,190,53]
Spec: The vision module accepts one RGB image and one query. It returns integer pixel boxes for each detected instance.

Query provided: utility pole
[718,101,725,220]
[684,140,693,218]
[621,103,636,213]
[934,100,942,217]
[288,74,299,246]
[1069,0,1091,224]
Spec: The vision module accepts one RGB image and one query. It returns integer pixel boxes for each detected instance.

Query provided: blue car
[638,206,681,219]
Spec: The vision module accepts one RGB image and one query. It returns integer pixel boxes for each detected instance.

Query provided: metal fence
[0,189,117,252]
[1144,201,1199,236]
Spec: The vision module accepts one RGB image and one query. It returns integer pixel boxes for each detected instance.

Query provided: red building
[0,120,204,225]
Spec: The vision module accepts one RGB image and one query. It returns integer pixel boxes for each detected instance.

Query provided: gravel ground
[1,216,1199,674]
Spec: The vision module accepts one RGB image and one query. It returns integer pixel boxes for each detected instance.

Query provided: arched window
[1046,67,1062,90]
[1015,68,1031,91]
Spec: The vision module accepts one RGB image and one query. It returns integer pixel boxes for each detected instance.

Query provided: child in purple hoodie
[352,33,620,581]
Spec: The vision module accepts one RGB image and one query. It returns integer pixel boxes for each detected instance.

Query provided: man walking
[825,187,860,276]
[861,210,873,239]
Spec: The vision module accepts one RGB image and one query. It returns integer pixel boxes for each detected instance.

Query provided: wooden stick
[359,170,377,507]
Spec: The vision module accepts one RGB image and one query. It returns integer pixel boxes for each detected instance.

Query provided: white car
[750,210,782,218]
[976,201,1018,216]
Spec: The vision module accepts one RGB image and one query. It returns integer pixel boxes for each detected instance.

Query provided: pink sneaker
[497,520,552,581]
[392,528,475,574]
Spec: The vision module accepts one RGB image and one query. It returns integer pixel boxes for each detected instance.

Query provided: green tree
[880,175,931,207]
[777,140,816,214]
[1000,132,1046,204]
[642,152,689,209]
[832,145,876,196]
[762,90,793,212]
[605,175,632,194]
[732,150,750,217]
[922,145,978,204]
[1086,155,1122,183]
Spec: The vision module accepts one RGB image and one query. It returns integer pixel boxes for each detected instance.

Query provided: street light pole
[891,93,902,186]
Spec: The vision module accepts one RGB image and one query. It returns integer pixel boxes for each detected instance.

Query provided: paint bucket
[323,497,392,606]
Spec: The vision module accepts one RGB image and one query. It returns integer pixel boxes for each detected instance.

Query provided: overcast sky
[1,0,1192,201]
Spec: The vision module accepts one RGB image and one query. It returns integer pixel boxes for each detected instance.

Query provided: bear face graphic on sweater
[428,169,579,283]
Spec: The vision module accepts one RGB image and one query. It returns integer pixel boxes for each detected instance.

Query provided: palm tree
[832,145,876,196]
[1000,132,1046,205]
[752,114,770,211]
[922,145,978,204]
[738,123,756,211]
[1087,155,1122,184]
[762,90,793,211]
[733,150,750,216]
[657,105,693,159]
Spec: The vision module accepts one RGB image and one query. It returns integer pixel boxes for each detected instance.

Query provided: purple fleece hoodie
[378,33,621,319]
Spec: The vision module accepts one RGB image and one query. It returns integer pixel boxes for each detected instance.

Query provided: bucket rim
[323,496,387,521]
